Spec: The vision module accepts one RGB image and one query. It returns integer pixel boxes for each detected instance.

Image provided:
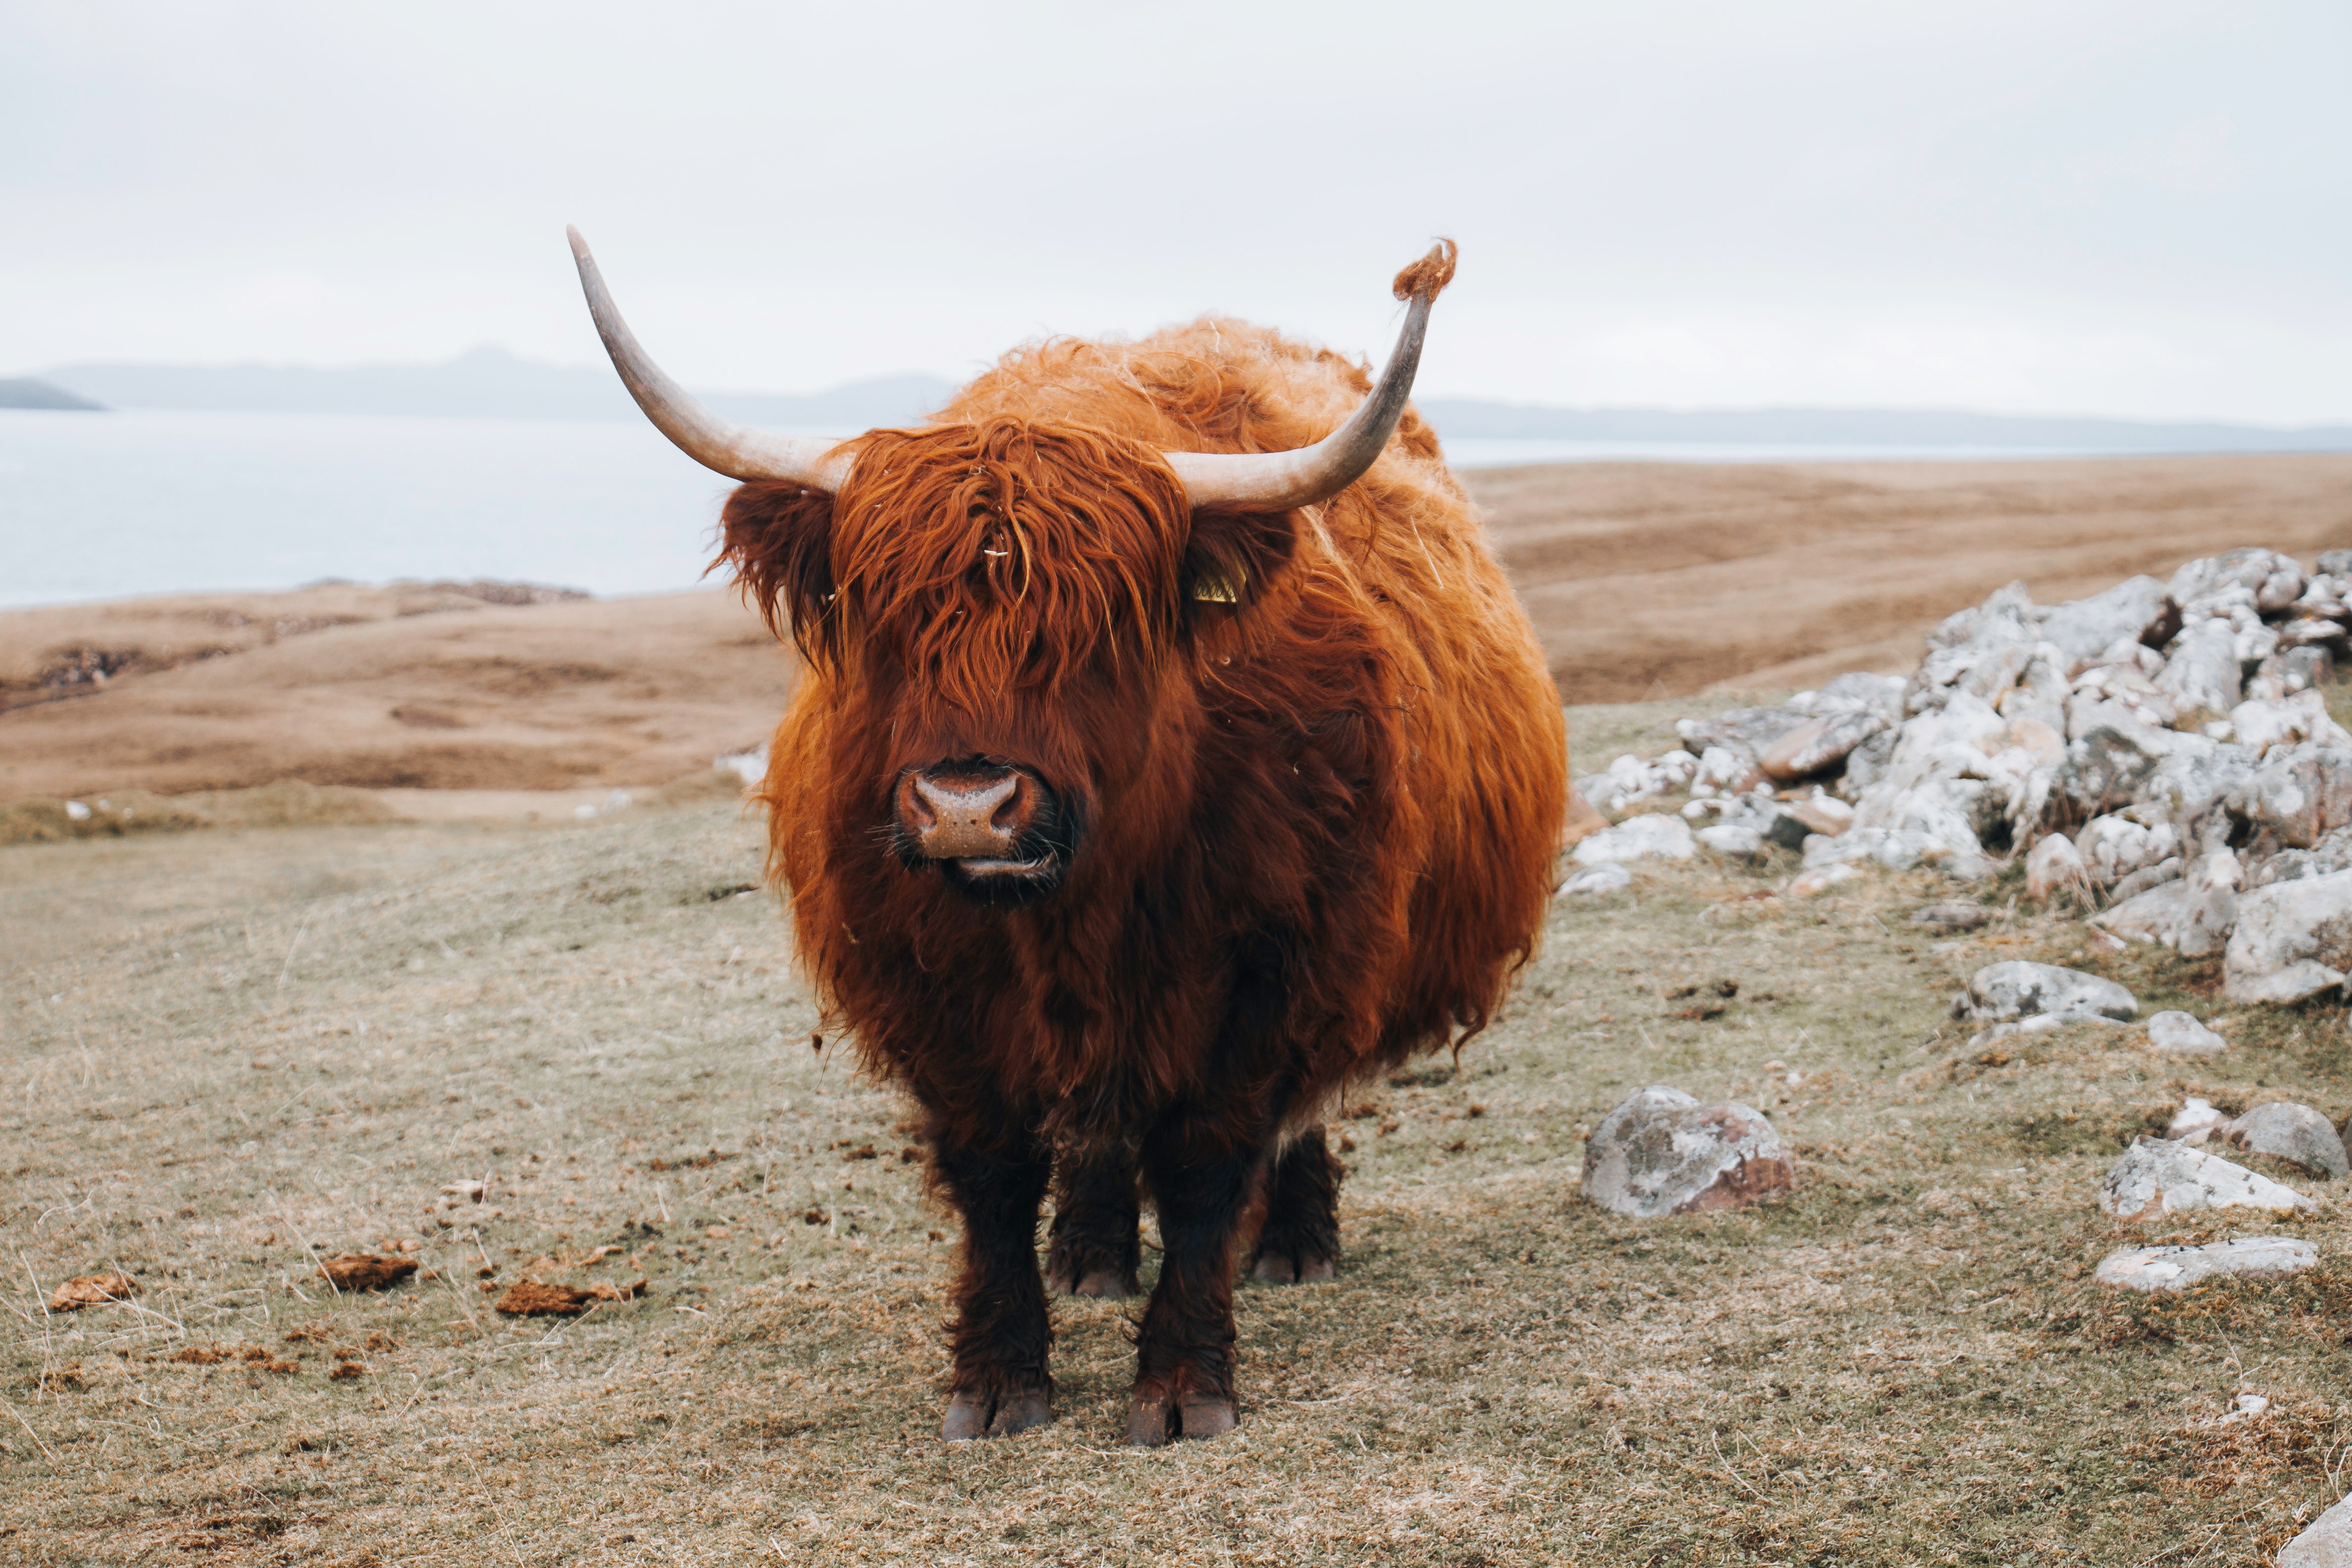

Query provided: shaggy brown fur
[717,293,1566,1445]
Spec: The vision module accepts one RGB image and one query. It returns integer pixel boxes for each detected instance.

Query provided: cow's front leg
[1124,1118,1265,1445]
[931,1136,1054,1441]
[1044,1145,1141,1299]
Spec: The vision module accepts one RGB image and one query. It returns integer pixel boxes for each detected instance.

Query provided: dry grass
[6,746,2352,1564]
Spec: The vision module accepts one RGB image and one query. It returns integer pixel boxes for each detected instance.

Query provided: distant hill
[38,346,957,430]
[1415,398,2352,454]
[0,377,106,412]
[24,347,2352,453]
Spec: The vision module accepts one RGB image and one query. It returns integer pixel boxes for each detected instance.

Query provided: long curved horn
[1164,240,1456,514]
[568,227,852,490]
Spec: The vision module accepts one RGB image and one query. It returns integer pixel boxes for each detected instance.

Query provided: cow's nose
[897,766,1036,859]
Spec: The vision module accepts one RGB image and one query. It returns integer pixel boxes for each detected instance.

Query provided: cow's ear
[1180,508,1298,615]
[716,481,839,664]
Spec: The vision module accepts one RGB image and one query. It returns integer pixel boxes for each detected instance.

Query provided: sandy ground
[0,584,793,802]
[5,735,2350,1564]
[6,454,2348,807]
[1473,452,2352,701]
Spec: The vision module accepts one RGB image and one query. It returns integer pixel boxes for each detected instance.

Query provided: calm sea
[0,408,2092,610]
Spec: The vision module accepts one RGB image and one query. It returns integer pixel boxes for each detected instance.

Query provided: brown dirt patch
[494,1278,646,1316]
[0,584,793,800]
[315,1254,417,1292]
[46,1272,138,1311]
[1471,452,2352,701]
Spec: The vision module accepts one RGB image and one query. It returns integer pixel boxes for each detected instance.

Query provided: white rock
[2231,691,2352,757]
[1968,1011,2126,1049]
[63,800,92,821]
[1956,961,2137,1024]
[2039,575,2177,668]
[1580,1087,1795,1217]
[2170,548,2306,615]
[1571,813,1695,866]
[1695,824,1767,863]
[2094,1236,2316,1293]
[2147,1011,2229,1058]
[2226,1102,2350,1179]
[1785,863,1858,897]
[2224,868,2352,1004]
[2229,743,2352,848]
[2155,617,2244,719]
[1758,710,1890,783]
[2166,1097,2229,1140]
[2074,814,2179,887]
[2094,879,2193,945]
[2281,1490,2352,1568]
[2025,833,2090,903]
[1557,862,1632,896]
[715,747,767,784]
[1692,745,1750,793]
[2100,1138,2311,1219]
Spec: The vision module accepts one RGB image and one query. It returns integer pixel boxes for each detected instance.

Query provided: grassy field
[6,740,2352,1565]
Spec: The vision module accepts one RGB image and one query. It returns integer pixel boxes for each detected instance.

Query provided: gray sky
[6,0,2347,422]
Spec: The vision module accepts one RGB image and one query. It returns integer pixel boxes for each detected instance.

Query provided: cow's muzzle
[891,762,1072,904]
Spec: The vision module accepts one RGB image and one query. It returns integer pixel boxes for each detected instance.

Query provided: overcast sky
[6,0,2347,423]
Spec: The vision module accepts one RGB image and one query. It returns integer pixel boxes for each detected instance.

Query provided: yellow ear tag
[1191,568,1243,604]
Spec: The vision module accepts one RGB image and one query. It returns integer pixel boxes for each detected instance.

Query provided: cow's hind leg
[931,1137,1054,1440]
[1248,1127,1342,1284]
[1124,1119,1261,1446]
[1044,1147,1141,1299]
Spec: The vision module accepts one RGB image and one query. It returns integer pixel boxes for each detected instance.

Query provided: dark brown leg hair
[1044,1146,1142,1299]
[1122,1117,1267,1446]
[1247,1126,1343,1284]
[931,1137,1054,1441]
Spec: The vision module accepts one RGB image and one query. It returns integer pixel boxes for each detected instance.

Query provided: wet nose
[897,765,1037,859]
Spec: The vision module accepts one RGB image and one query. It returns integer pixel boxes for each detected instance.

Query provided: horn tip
[566,225,590,261]
[1391,238,1459,305]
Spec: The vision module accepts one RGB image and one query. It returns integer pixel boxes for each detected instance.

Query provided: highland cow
[570,228,1565,1444]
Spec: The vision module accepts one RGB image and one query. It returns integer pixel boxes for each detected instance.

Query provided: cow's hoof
[1122,1392,1239,1446]
[1045,1257,1140,1299]
[941,1389,1051,1441]
[1249,1247,1337,1285]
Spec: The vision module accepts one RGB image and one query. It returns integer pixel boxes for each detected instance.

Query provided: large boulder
[2100,1139,2311,1219]
[2039,576,2178,670]
[2059,720,2182,820]
[1758,711,1890,783]
[2025,833,2091,903]
[1955,961,2136,1024]
[1673,706,1814,766]
[1580,1088,1794,1217]
[2281,1491,2352,1568]
[2225,1102,2351,1178]
[2094,1236,2317,1293]
[2169,547,2306,615]
[2093,854,2238,954]
[2074,814,2178,887]
[2230,692,2352,757]
[2154,617,2243,718]
[2228,743,2352,848]
[2224,868,2352,1004]
[2247,824,2352,888]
